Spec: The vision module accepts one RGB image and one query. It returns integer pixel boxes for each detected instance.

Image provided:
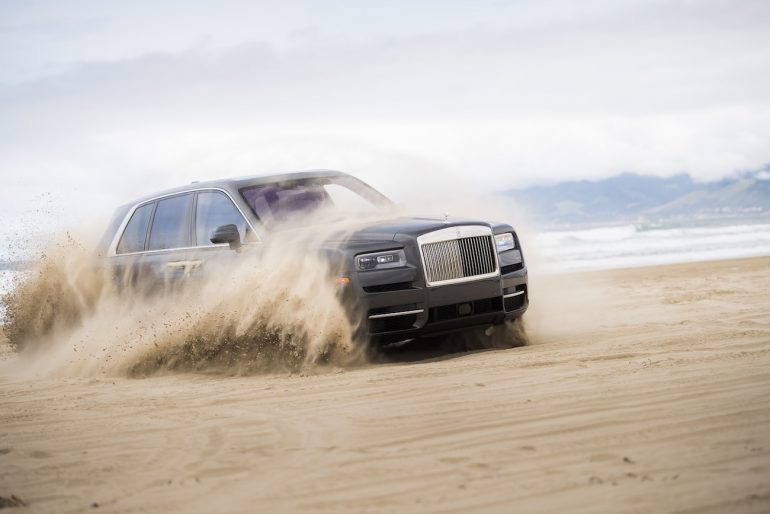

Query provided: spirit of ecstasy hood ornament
[443,212,450,224]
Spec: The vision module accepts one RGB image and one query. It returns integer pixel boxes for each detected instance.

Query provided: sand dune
[1,257,770,513]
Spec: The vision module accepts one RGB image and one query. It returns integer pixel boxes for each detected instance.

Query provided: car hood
[348,217,496,241]
[277,215,513,253]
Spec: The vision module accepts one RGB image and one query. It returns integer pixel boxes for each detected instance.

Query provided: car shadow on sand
[371,323,529,365]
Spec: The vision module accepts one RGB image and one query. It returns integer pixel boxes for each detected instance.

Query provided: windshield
[240,176,392,230]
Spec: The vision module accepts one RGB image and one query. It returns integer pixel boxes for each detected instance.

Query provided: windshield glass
[240,176,392,230]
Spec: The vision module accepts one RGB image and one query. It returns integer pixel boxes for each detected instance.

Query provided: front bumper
[350,264,528,345]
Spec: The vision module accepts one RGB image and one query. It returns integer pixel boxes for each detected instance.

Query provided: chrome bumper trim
[368,309,425,320]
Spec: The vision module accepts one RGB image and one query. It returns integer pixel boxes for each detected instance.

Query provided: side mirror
[210,224,242,251]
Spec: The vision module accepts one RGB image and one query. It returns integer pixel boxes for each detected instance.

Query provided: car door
[187,190,257,279]
[111,200,156,291]
[143,192,197,289]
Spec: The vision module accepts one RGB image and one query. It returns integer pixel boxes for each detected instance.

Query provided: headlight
[494,233,515,252]
[355,249,407,271]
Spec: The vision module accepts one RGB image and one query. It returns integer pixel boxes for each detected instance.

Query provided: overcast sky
[1,0,770,236]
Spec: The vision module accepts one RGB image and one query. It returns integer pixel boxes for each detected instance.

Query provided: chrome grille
[421,235,497,285]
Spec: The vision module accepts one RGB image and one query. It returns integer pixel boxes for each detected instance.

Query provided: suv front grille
[421,234,497,285]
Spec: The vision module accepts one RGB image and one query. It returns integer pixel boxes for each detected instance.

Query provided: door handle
[166,260,202,279]
[166,260,202,268]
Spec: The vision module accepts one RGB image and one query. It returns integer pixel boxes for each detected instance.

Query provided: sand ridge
[1,256,770,513]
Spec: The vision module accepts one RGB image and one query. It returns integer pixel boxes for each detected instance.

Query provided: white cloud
[0,0,769,233]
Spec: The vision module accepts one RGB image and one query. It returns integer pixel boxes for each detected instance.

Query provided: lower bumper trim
[368,309,425,320]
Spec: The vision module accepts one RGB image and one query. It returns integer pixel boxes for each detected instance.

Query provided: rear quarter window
[116,203,154,254]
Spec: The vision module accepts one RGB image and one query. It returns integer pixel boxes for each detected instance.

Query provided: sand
[1,256,769,513]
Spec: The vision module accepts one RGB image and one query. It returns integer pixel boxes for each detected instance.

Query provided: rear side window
[195,191,249,246]
[116,203,153,254]
[148,194,193,251]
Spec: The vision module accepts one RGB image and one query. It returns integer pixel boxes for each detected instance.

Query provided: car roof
[121,169,350,208]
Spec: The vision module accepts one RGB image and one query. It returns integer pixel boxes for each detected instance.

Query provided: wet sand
[1,256,769,513]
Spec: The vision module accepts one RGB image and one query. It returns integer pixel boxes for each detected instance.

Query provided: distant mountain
[503,168,770,227]
[646,174,770,218]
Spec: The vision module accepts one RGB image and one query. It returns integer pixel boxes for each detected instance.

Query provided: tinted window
[195,191,249,246]
[117,203,153,254]
[324,184,380,213]
[148,194,192,251]
[240,176,389,230]
[241,183,330,228]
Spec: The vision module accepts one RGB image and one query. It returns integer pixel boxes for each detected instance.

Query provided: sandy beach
[1,256,769,513]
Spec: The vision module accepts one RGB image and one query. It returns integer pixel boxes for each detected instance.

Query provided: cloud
[0,0,769,234]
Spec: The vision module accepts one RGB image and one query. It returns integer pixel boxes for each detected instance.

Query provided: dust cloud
[2,225,366,377]
[1,186,547,378]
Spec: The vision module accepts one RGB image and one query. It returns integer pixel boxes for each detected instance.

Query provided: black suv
[98,170,528,345]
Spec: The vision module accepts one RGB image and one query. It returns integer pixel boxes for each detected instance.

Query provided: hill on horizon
[503,169,770,227]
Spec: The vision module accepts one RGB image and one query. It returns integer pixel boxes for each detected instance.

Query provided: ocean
[2,221,770,316]
[533,221,770,272]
